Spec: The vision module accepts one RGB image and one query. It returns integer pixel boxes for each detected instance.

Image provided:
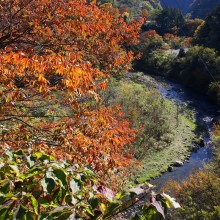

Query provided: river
[148,74,219,190]
[112,73,219,219]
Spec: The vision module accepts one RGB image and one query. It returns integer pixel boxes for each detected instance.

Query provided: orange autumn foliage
[141,30,162,41]
[0,0,141,183]
[163,33,180,43]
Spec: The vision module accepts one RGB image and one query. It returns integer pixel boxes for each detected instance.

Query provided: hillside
[189,0,220,18]
[106,0,220,19]
[160,0,192,14]
[161,0,220,19]
[98,0,162,15]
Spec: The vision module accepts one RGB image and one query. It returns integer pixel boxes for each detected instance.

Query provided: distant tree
[139,30,164,53]
[163,33,181,49]
[98,0,115,4]
[194,6,220,53]
[141,8,149,19]
[181,37,193,48]
[155,8,185,35]
[169,46,220,93]
[184,18,204,37]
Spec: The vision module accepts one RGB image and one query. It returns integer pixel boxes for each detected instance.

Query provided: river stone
[198,139,205,147]
[191,145,199,152]
[186,154,191,159]
[174,160,184,167]
[168,166,173,172]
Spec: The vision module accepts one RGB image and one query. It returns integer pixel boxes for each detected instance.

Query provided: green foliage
[143,8,185,35]
[0,149,129,219]
[133,30,173,75]
[98,0,162,16]
[208,82,220,107]
[194,6,220,53]
[183,18,204,37]
[131,193,180,220]
[0,149,101,219]
[156,8,185,35]
[142,49,173,75]
[169,46,220,94]
[0,149,179,219]
[102,78,178,156]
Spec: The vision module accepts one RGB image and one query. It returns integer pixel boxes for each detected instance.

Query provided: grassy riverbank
[103,72,198,183]
[137,113,196,182]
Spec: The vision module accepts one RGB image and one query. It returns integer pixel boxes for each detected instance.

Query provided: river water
[148,75,219,190]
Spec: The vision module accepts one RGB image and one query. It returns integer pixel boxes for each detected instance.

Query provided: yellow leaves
[38,74,47,92]
[38,74,47,84]
[74,67,82,75]
[64,79,74,92]
[56,65,65,75]
[100,203,106,212]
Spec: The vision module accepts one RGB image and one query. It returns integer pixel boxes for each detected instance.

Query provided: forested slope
[161,0,220,19]
[160,0,192,14]
[189,0,220,18]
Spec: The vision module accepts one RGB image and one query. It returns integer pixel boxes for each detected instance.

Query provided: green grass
[123,72,198,183]
[137,111,196,183]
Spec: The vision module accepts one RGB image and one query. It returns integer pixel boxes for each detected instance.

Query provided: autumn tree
[163,33,181,49]
[194,6,220,53]
[136,30,164,60]
[184,18,204,37]
[0,0,142,185]
[141,9,149,19]
[153,8,185,35]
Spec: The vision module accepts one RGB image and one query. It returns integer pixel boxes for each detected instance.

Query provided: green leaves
[103,202,120,218]
[0,149,178,219]
[0,150,99,219]
[13,205,34,220]
[42,209,72,220]
[130,192,181,220]
[53,169,67,188]
[41,178,55,194]
[0,207,10,220]
[24,193,38,215]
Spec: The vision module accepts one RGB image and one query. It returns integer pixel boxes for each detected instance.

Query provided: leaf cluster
[0,149,100,219]
[0,149,180,219]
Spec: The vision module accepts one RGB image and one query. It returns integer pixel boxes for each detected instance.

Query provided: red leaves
[0,0,142,187]
[141,30,162,41]
[57,106,137,173]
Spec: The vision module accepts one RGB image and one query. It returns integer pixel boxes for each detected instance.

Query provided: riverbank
[125,72,199,183]
[112,71,218,219]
